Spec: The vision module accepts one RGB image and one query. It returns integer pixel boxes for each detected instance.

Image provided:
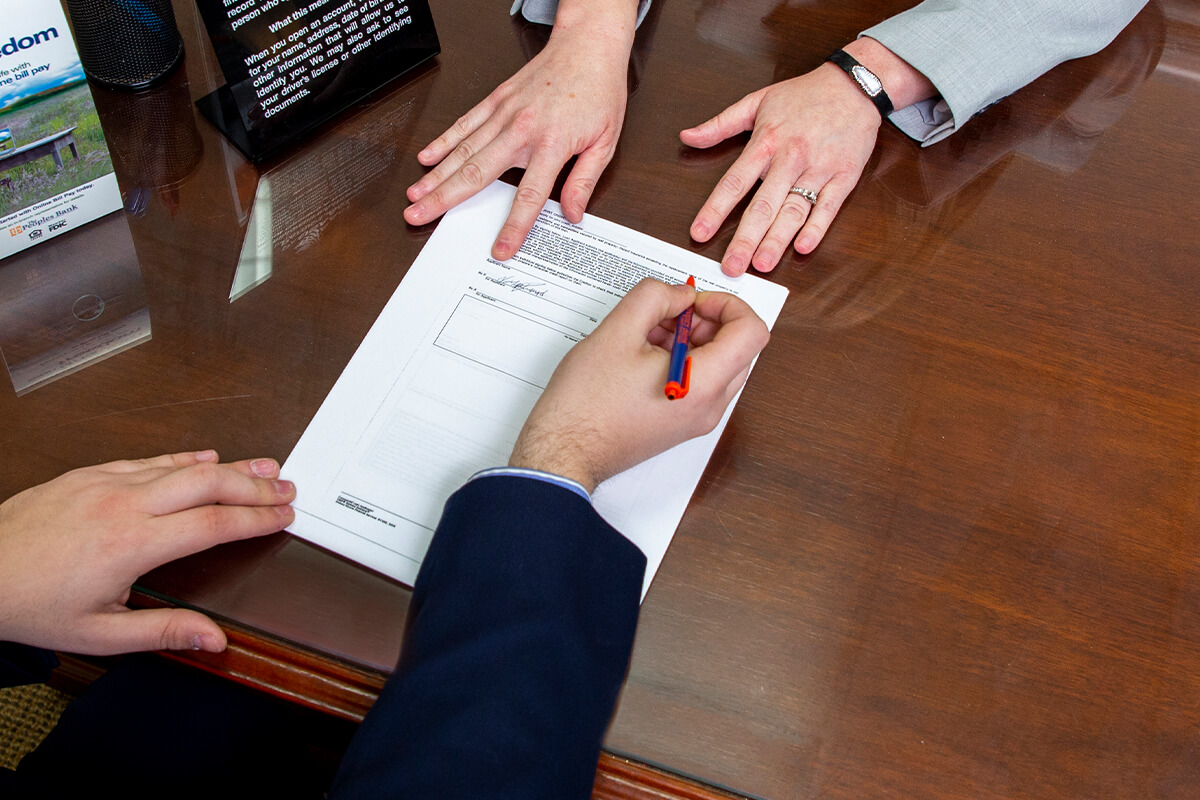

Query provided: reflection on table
[0,214,148,395]
[0,0,1198,799]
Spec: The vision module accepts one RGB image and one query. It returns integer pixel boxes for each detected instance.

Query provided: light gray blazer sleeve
[510,0,651,28]
[862,0,1149,144]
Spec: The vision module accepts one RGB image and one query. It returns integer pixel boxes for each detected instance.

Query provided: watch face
[851,64,884,97]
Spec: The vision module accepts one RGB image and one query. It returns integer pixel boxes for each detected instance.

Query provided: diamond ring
[789,187,819,204]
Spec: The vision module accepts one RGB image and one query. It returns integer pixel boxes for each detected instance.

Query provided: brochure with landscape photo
[0,0,123,260]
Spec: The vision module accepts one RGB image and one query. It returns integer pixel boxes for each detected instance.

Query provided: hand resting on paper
[403,0,638,261]
[509,278,770,492]
[0,451,294,656]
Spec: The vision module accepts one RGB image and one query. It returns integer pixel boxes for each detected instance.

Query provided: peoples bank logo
[0,28,60,59]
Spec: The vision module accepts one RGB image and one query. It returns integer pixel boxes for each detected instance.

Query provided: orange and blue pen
[664,276,695,400]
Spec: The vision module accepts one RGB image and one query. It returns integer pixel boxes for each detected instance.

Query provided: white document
[281,181,788,599]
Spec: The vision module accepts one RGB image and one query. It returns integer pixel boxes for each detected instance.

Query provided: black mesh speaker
[65,0,184,90]
[91,69,203,191]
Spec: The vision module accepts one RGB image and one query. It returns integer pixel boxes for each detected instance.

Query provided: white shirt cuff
[468,467,592,503]
[510,0,651,28]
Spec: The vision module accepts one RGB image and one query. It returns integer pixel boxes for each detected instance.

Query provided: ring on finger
[789,186,819,205]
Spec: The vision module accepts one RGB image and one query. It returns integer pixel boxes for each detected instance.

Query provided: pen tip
[686,275,696,288]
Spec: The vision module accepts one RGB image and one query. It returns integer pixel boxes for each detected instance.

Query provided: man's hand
[682,37,936,276]
[510,279,770,492]
[404,1,638,261]
[0,451,295,656]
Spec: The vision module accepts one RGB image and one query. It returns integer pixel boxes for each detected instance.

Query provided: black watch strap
[826,49,894,118]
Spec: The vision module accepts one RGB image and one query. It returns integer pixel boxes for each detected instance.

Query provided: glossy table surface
[3,1,1199,797]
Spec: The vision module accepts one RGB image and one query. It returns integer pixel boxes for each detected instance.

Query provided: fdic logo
[0,28,59,58]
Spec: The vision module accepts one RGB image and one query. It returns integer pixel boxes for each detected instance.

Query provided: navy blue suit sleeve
[330,476,647,800]
[0,642,58,688]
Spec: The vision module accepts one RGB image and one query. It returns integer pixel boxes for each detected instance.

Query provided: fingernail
[724,255,743,274]
[250,458,277,477]
[191,634,222,653]
[692,222,709,240]
[407,205,426,224]
[797,235,815,253]
[273,479,295,497]
[195,450,218,462]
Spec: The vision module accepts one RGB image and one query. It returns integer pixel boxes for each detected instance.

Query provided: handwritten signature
[491,276,548,297]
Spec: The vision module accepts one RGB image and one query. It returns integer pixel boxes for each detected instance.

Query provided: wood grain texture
[3,0,1198,798]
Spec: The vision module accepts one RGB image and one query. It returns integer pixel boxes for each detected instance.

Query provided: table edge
[122,591,751,800]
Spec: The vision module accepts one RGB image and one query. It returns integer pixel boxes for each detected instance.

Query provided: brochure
[0,0,123,260]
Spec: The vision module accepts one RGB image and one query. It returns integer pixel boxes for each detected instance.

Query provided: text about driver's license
[226,0,412,117]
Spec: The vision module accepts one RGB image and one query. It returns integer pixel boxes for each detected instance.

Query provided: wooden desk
[3,1,1199,797]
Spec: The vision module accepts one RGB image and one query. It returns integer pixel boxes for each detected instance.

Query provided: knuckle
[594,132,620,156]
[491,80,515,104]
[191,462,224,491]
[511,107,539,138]
[450,114,473,139]
[776,202,808,226]
[753,126,779,154]
[451,137,476,163]
[747,197,775,221]
[513,184,544,210]
[729,235,757,254]
[536,130,564,154]
[59,467,96,491]
[785,137,811,163]
[156,617,189,651]
[718,172,746,197]
[831,156,862,176]
[426,185,450,211]
[92,491,131,528]
[570,175,597,199]
[458,160,486,190]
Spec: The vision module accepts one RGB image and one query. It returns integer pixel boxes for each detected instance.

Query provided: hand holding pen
[510,278,770,492]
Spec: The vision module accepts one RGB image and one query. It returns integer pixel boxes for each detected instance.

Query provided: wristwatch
[826,49,894,118]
